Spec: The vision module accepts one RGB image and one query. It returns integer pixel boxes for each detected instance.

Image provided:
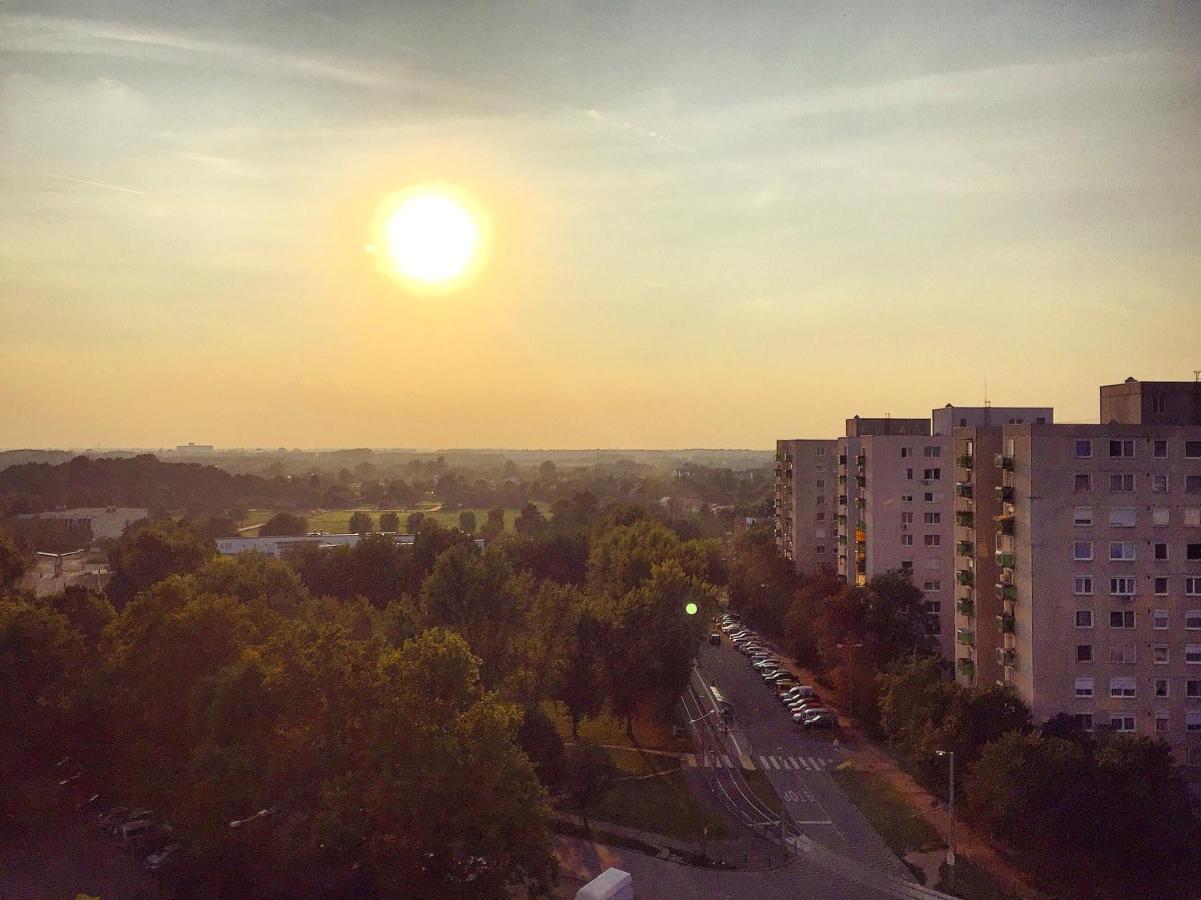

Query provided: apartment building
[955,379,1201,763]
[836,408,1051,661]
[774,439,839,575]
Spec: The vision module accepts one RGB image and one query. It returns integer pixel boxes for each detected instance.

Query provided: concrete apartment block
[774,439,839,575]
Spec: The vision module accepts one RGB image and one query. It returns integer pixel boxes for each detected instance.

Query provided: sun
[371,184,488,292]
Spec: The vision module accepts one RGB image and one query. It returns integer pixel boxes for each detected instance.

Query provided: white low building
[216,533,416,558]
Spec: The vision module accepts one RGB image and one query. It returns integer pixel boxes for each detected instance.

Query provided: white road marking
[797,757,811,771]
[758,755,770,770]
[769,756,780,770]
[722,754,733,768]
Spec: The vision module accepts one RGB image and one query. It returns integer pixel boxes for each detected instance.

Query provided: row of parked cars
[56,756,189,878]
[717,615,837,729]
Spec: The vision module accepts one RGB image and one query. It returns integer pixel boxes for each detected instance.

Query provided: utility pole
[937,749,956,891]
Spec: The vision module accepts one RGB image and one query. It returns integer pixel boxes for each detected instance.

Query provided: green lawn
[238,503,549,536]
[831,766,945,855]
[936,858,1019,900]
[542,702,695,755]
[587,770,729,841]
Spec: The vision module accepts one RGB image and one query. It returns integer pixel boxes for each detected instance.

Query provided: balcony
[838,474,848,486]
[997,613,1016,634]
[956,454,973,469]
[996,552,1016,570]
[995,485,1015,504]
[996,648,1017,667]
[837,514,848,526]
[956,540,974,557]
[838,495,848,507]
[997,515,1015,537]
[955,483,973,499]
[956,570,974,587]
[855,453,866,466]
[855,475,866,488]
[956,598,975,616]
[999,583,1017,601]
[994,453,1015,471]
[837,534,848,545]
[956,658,976,678]
[838,454,848,466]
[956,628,975,647]
[855,497,866,509]
[955,511,975,528]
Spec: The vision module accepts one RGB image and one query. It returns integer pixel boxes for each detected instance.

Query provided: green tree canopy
[348,511,373,535]
[259,512,308,536]
[105,518,215,605]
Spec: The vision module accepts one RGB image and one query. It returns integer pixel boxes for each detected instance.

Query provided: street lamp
[836,642,864,718]
[936,750,956,891]
[230,807,274,829]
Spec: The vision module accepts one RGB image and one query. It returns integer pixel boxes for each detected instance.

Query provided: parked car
[117,819,154,849]
[774,680,799,693]
[782,686,818,700]
[144,843,184,873]
[110,810,152,837]
[800,709,837,728]
[788,699,821,715]
[98,807,130,831]
[708,632,721,645]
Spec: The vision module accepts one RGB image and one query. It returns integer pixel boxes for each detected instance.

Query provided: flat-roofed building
[20,506,149,541]
[774,439,839,575]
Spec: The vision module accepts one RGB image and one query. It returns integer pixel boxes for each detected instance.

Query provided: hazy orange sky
[2,2,1199,449]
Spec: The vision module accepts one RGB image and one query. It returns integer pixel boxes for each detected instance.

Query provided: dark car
[708,632,721,645]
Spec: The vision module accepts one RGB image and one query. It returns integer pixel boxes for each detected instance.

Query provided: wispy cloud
[27,171,145,195]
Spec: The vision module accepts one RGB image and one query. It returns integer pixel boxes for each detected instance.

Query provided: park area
[237,501,550,536]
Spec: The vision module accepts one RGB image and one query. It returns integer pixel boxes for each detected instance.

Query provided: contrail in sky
[32,171,146,195]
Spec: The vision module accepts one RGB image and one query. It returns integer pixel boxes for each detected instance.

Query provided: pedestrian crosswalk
[685,751,835,772]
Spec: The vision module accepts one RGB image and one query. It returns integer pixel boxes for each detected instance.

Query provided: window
[1109,677,1136,698]
[901,512,914,525]
[1109,439,1135,458]
[1188,645,1201,665]
[1109,541,1136,561]
[924,534,941,547]
[1074,541,1094,561]
[901,534,914,546]
[924,492,935,502]
[923,512,941,525]
[923,580,941,591]
[1110,577,1136,596]
[1109,645,1137,664]
[1073,507,1093,526]
[1152,474,1169,493]
[1074,677,1094,697]
[1109,473,1135,492]
[816,512,825,520]
[901,447,912,458]
[901,494,913,503]
[1109,610,1135,629]
[1186,440,1201,458]
[1153,507,1170,527]
[816,545,826,553]
[816,496,825,505]
[1188,712,1201,733]
[1154,645,1170,664]
[1075,610,1093,628]
[1074,473,1092,492]
[817,447,826,456]
[1109,508,1136,527]
[1188,680,1201,698]
[1155,678,1169,697]
[923,446,941,458]
[900,560,914,571]
[1188,476,1201,495]
[1154,439,1168,459]
[1190,543,1201,560]
[1154,544,1168,562]
[1074,439,1092,458]
[923,468,941,481]
[1074,576,1093,595]
[1110,715,1135,733]
[923,600,941,614]
[1187,579,1201,597]
[1152,396,1167,414]
[1154,576,1169,594]
[1156,715,1169,733]
[905,468,914,480]
[816,479,824,488]
[1187,610,1201,629]
[1076,644,1093,662]
[1187,508,1201,527]
[1154,609,1169,629]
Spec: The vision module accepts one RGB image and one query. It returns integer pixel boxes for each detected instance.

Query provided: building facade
[774,439,839,575]
[955,380,1201,763]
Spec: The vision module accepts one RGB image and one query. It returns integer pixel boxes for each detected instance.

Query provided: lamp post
[936,750,956,891]
[837,642,864,718]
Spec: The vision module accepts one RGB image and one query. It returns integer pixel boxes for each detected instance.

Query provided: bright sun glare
[372,184,487,292]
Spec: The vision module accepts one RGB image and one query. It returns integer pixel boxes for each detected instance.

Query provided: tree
[379,511,400,533]
[480,507,505,542]
[555,608,605,738]
[258,512,308,537]
[458,510,477,534]
[538,460,556,480]
[514,502,547,536]
[406,511,425,534]
[587,519,680,598]
[348,511,373,535]
[105,519,215,605]
[516,704,567,789]
[191,553,309,616]
[0,528,31,592]
[564,742,615,833]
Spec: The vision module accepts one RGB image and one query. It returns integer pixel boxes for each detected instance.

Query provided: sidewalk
[769,651,1042,898]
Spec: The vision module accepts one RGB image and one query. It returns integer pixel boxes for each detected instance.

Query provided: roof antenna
[1194,370,1200,382]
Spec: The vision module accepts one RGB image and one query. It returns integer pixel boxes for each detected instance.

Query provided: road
[696,638,915,881]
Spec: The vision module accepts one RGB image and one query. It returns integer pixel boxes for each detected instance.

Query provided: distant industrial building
[20,507,149,541]
[216,533,416,558]
[175,443,215,453]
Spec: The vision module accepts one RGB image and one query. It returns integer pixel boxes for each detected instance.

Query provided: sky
[1,1,1199,450]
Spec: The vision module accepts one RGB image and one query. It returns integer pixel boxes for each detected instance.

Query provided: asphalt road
[697,637,915,881]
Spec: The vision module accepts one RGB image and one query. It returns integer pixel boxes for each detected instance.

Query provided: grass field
[587,770,729,841]
[238,502,549,536]
[831,766,944,855]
